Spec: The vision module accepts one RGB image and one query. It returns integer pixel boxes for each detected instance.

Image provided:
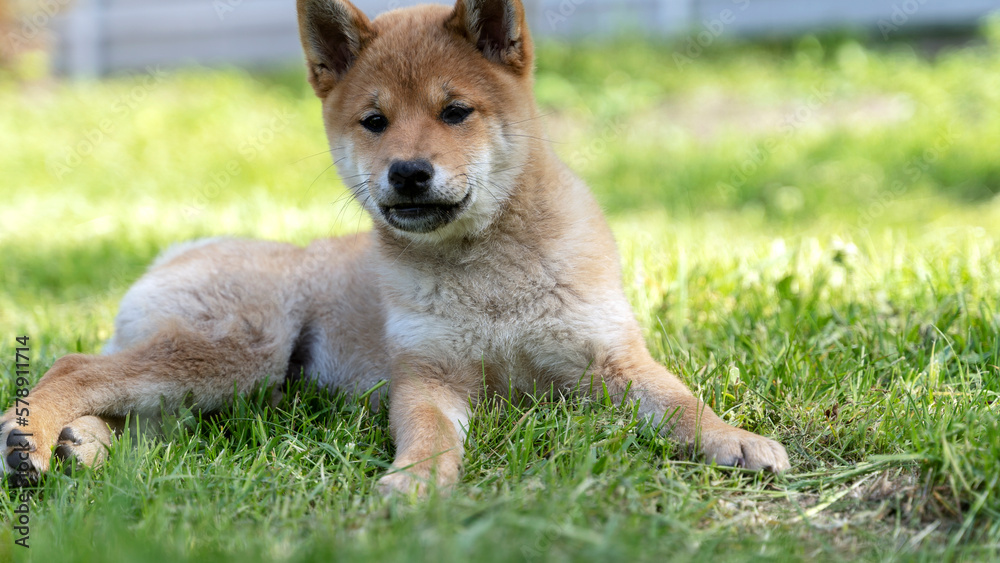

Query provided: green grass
[2,26,1000,562]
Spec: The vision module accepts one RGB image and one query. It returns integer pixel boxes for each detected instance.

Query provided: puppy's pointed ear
[448,0,532,73]
[297,0,374,97]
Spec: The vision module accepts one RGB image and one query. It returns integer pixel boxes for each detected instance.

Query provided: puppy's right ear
[297,0,374,97]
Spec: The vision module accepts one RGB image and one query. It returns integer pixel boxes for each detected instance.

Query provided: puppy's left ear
[448,0,532,74]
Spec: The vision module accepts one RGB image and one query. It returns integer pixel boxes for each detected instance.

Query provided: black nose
[388,159,434,197]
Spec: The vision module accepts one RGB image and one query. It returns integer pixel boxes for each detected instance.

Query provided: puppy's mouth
[379,191,472,233]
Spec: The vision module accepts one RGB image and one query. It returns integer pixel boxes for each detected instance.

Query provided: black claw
[6,449,37,485]
[58,427,81,445]
[54,444,73,461]
[53,445,81,475]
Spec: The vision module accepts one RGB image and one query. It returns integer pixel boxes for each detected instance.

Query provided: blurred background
[2,1,998,222]
[2,0,998,75]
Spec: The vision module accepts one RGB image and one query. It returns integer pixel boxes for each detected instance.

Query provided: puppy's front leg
[595,347,790,472]
[377,358,474,497]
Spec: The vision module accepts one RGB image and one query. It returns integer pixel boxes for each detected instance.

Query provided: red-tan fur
[1,0,789,492]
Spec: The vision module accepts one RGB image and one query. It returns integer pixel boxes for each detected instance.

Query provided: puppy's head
[297,0,537,241]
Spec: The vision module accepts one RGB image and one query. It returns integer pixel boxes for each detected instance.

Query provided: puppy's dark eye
[361,114,388,133]
[441,104,473,125]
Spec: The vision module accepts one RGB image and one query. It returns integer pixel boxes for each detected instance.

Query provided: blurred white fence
[46,0,1000,76]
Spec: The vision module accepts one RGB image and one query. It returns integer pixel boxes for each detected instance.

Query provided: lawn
[2,24,1000,562]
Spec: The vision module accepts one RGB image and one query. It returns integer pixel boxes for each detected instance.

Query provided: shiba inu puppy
[1,0,789,492]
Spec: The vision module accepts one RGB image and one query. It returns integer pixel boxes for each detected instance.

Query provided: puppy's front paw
[700,427,790,473]
[1,410,113,485]
[53,416,113,469]
[376,458,460,498]
[0,415,57,486]
[377,471,428,498]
